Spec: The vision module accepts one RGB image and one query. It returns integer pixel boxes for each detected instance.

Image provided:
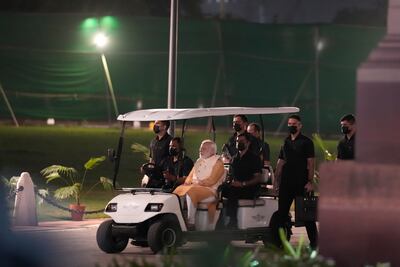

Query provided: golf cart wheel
[96,219,129,253]
[147,218,182,253]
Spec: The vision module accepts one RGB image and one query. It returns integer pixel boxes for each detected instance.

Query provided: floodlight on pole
[94,32,109,49]
[93,32,119,117]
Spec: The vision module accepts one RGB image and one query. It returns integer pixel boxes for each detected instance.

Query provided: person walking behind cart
[220,133,262,229]
[337,114,356,160]
[275,114,318,249]
[161,137,194,189]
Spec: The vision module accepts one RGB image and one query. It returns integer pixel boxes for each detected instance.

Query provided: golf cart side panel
[105,193,186,229]
[237,197,278,229]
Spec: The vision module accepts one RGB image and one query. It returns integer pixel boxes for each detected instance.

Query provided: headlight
[145,203,163,212]
[105,203,118,212]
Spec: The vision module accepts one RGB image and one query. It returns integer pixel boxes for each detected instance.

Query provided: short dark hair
[288,114,301,121]
[234,114,248,123]
[340,114,355,124]
[237,133,251,141]
[248,122,261,132]
[161,120,170,129]
[171,137,183,149]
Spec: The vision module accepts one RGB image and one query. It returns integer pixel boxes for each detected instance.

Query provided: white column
[13,172,38,226]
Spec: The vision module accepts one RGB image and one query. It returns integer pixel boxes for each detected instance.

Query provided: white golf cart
[96,107,298,254]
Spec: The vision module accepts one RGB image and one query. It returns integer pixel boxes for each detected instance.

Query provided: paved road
[10,219,309,267]
[16,227,159,267]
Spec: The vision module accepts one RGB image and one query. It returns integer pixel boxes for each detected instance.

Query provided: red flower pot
[69,204,86,221]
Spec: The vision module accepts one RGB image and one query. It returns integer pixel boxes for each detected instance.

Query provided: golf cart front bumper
[112,223,138,238]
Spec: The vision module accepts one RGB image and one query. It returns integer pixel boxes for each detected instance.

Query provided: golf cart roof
[117,107,299,122]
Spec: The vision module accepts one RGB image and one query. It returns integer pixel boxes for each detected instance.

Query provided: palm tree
[41,156,112,205]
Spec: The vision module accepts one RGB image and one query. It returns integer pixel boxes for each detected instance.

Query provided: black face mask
[288,125,297,134]
[233,123,242,132]
[153,125,160,134]
[341,126,350,135]
[169,147,179,156]
[236,142,246,151]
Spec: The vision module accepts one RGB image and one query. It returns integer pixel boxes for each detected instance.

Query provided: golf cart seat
[257,165,277,196]
[237,198,265,207]
[194,167,227,231]
[194,196,223,231]
[198,200,223,210]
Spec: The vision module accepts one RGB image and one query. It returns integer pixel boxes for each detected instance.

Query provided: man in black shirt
[221,133,262,228]
[161,137,194,189]
[224,114,259,160]
[275,114,318,248]
[142,120,173,187]
[149,120,173,167]
[337,114,356,160]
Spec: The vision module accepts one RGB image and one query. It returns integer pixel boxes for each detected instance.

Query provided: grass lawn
[36,190,116,221]
[1,125,338,221]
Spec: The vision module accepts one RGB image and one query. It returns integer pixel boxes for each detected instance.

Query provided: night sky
[0,0,388,26]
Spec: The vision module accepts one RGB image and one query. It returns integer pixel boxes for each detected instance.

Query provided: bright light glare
[47,118,55,125]
[93,32,109,48]
[317,40,324,51]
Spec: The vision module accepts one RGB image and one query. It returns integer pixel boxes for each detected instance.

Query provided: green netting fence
[0,14,385,134]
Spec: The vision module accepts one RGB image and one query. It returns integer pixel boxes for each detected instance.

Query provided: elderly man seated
[173,139,226,230]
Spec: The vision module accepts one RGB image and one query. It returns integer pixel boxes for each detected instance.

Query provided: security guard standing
[275,114,318,249]
[337,114,356,160]
[149,120,173,166]
[141,120,173,188]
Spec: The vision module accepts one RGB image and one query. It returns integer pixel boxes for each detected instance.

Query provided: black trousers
[278,184,318,247]
[221,185,258,224]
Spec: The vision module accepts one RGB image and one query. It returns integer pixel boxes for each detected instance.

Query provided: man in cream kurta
[174,140,225,229]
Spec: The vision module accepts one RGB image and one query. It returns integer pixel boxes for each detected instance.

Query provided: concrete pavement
[12,218,105,232]
[11,218,310,245]
[8,219,313,267]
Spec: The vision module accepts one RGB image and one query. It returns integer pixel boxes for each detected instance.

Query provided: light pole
[167,0,179,136]
[94,32,119,117]
[314,27,324,134]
